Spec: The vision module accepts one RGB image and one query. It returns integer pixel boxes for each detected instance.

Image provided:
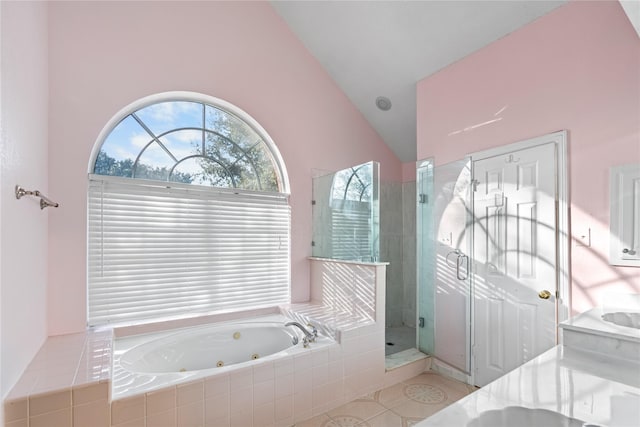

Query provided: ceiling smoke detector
[375,96,392,111]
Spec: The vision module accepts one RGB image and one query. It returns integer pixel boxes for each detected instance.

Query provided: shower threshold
[385,348,429,371]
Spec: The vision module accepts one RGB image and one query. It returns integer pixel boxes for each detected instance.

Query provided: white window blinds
[330,200,372,261]
[87,175,291,326]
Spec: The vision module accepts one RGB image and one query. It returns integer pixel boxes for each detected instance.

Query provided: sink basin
[602,312,640,329]
[467,406,589,427]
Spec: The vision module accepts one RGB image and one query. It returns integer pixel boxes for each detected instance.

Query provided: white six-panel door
[472,142,557,387]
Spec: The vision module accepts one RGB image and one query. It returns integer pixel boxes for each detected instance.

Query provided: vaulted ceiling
[271,1,569,162]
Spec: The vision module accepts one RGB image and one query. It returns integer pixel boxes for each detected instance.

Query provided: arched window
[330,163,373,202]
[87,92,290,326]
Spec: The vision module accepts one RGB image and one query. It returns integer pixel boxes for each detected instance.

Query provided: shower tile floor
[294,370,476,427]
[385,326,416,356]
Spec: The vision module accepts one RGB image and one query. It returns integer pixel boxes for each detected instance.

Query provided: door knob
[538,290,552,300]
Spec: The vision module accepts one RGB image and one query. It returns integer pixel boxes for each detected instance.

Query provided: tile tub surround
[416,345,640,427]
[5,259,395,426]
[308,258,387,328]
[3,330,112,427]
[110,314,337,400]
[112,336,385,427]
[4,315,387,427]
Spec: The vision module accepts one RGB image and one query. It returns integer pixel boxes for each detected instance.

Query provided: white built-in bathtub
[112,314,335,399]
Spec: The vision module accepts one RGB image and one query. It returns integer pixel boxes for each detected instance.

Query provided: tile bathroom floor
[295,370,477,427]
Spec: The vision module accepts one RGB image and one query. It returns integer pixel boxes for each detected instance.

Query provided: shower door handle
[446,249,469,281]
[456,253,469,281]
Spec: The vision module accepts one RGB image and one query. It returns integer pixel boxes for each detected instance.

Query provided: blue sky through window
[95,100,280,191]
[136,101,202,136]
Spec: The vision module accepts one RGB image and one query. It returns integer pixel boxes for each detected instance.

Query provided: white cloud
[161,132,201,160]
[139,101,201,126]
[131,132,152,148]
[112,145,139,162]
[146,102,176,123]
[173,129,201,143]
[108,133,151,162]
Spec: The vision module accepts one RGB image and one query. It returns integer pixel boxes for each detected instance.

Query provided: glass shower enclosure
[417,158,473,374]
[311,161,380,262]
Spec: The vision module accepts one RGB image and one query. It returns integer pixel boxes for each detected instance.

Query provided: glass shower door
[417,157,472,373]
[417,160,434,355]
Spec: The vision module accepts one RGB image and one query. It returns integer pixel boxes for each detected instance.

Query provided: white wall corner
[620,0,640,38]
[0,0,49,404]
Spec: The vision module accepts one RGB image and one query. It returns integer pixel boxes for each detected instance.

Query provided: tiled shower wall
[380,181,417,328]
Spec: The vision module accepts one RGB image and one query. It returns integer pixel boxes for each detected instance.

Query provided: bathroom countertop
[417,345,640,426]
[560,307,640,343]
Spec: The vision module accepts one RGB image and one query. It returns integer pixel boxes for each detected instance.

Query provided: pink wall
[401,161,417,183]
[417,0,640,314]
[47,1,401,335]
[0,0,49,403]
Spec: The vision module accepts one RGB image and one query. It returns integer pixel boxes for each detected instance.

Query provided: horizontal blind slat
[88,177,290,325]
